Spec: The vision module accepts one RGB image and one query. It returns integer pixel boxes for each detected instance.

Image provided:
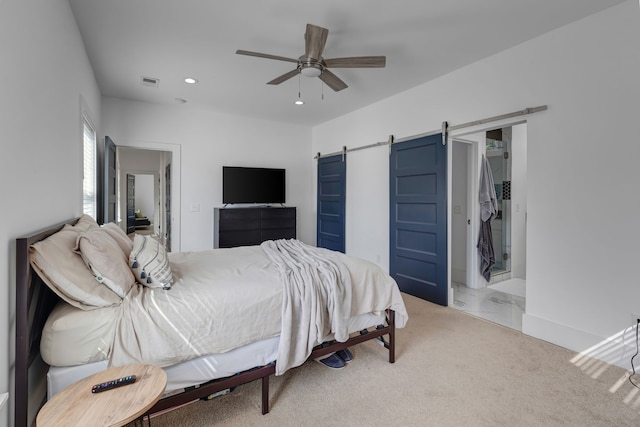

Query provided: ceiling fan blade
[236,50,299,64]
[305,24,329,61]
[319,69,348,92]
[324,56,386,68]
[267,69,300,85]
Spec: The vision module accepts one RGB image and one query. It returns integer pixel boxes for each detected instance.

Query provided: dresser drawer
[214,207,296,248]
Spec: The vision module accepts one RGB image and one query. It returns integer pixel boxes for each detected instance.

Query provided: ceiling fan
[236,23,386,92]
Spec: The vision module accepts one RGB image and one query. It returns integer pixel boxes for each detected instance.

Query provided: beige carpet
[133,294,640,426]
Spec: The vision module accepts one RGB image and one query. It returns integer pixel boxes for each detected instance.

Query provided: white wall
[312,1,640,367]
[101,98,314,251]
[345,146,390,267]
[0,0,102,425]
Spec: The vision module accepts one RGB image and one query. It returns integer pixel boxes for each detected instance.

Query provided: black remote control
[91,375,136,393]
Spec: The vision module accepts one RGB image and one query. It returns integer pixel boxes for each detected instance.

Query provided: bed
[15,215,408,426]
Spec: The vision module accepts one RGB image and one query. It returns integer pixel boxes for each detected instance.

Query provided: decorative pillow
[129,234,173,290]
[101,222,133,257]
[30,224,122,310]
[75,228,136,298]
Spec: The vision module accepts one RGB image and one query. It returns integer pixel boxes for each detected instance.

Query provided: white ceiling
[68,0,625,127]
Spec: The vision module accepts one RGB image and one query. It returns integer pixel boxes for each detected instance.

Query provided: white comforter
[109,241,408,375]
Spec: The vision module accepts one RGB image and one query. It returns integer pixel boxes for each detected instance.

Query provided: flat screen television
[222,166,286,204]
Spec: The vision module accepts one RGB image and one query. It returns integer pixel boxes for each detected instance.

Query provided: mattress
[46,311,385,399]
[41,301,118,367]
[47,335,279,399]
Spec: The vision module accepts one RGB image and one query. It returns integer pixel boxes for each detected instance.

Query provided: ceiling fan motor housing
[298,57,323,77]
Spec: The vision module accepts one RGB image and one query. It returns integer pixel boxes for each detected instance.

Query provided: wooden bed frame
[15,217,397,426]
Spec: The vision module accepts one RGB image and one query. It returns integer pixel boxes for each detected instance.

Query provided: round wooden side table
[36,364,167,427]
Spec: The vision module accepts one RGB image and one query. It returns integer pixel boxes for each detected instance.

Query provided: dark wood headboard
[15,217,79,427]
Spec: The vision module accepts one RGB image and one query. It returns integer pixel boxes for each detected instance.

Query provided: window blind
[82,117,96,218]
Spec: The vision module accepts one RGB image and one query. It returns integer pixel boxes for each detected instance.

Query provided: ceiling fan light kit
[299,62,322,78]
[236,23,386,94]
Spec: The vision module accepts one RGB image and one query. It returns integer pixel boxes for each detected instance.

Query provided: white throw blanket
[261,239,352,375]
[261,239,409,375]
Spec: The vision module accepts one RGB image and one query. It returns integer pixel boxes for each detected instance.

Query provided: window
[82,117,97,219]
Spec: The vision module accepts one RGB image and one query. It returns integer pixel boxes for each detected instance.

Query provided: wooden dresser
[214,206,296,248]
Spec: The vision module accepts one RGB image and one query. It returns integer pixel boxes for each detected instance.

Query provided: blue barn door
[317,154,346,252]
[390,134,448,305]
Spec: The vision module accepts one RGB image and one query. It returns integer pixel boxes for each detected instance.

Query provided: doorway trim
[115,140,181,252]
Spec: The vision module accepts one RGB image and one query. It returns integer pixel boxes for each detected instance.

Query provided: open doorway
[449,124,527,330]
[118,147,174,251]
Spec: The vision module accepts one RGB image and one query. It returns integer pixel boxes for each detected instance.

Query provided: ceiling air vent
[140,76,159,88]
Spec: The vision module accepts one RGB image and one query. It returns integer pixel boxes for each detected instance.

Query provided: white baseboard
[522,313,637,371]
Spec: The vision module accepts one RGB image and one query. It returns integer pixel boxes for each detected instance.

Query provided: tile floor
[451,281,525,331]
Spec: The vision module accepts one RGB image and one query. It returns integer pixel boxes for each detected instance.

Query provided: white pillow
[75,228,136,298]
[100,222,133,256]
[129,234,173,290]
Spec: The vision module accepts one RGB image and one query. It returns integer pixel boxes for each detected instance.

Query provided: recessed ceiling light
[294,99,304,105]
[184,77,198,84]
